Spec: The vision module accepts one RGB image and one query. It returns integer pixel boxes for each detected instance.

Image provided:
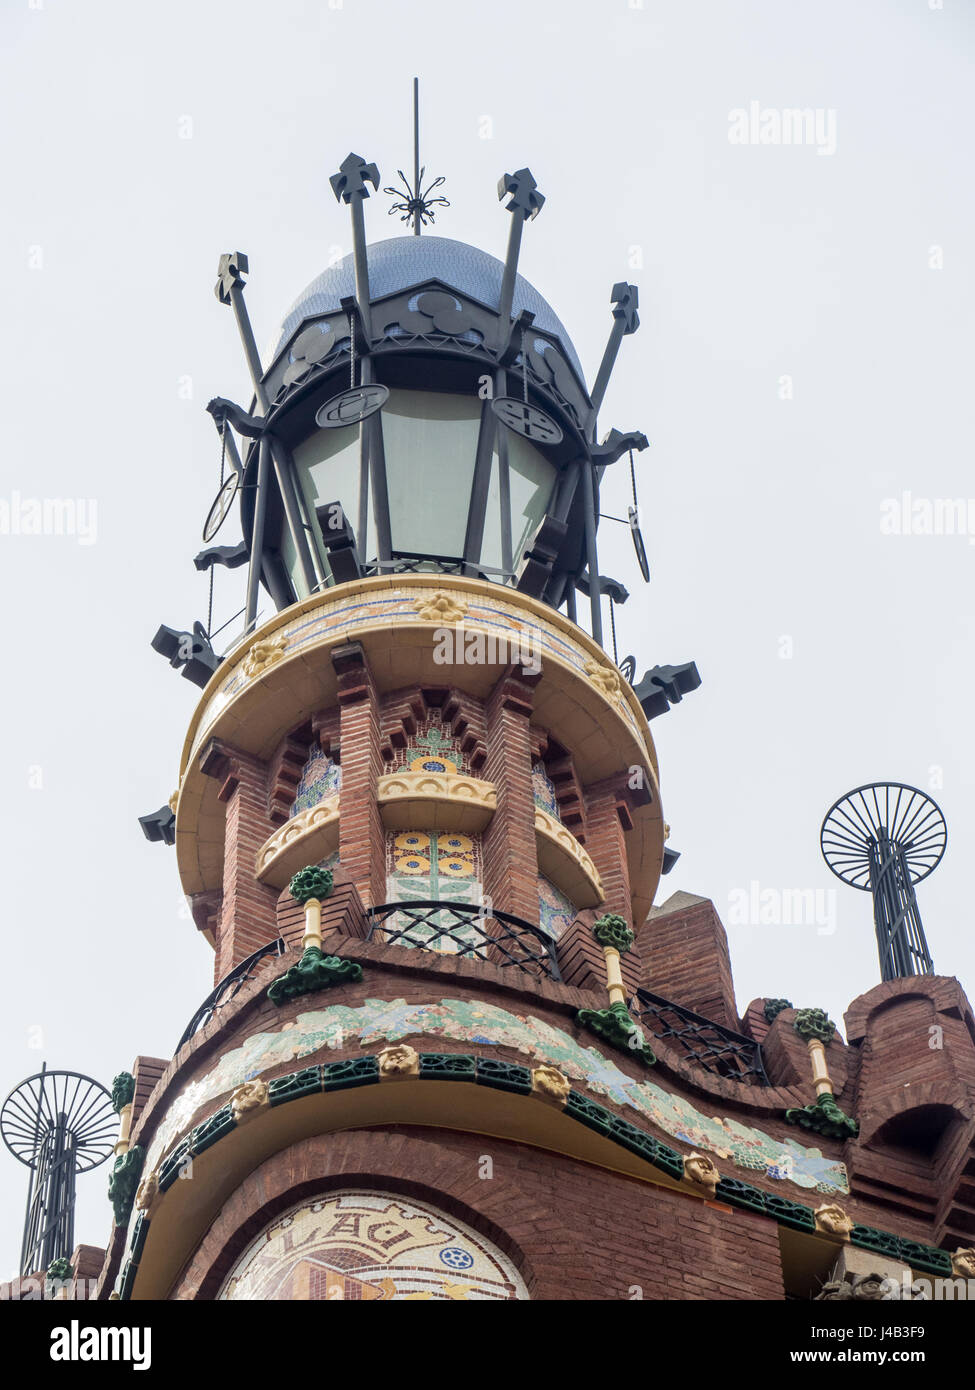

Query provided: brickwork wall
[640,893,739,1031]
[481,668,541,922]
[584,775,635,927]
[557,911,641,997]
[131,1055,168,1125]
[332,643,386,909]
[172,1127,785,1301]
[200,740,279,981]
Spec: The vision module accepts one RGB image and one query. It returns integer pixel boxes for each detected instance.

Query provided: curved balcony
[255,798,340,889]
[366,900,560,981]
[377,769,497,832]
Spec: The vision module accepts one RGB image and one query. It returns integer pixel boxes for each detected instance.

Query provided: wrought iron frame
[629,988,770,1086]
[1,1065,116,1276]
[208,151,649,649]
[243,308,587,616]
[821,782,946,981]
[366,899,561,981]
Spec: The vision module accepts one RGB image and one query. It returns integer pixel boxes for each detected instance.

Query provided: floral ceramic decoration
[143,998,849,1202]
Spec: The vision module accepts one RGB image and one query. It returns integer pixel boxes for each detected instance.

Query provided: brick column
[640,890,740,1030]
[481,666,540,923]
[200,739,280,981]
[332,643,385,910]
[583,774,634,926]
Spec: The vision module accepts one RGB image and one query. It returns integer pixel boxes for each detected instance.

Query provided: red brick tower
[83,148,975,1305]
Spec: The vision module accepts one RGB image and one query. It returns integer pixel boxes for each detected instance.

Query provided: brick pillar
[332,643,385,910]
[482,666,540,923]
[844,976,975,1246]
[583,774,634,926]
[200,738,280,980]
[640,891,740,1030]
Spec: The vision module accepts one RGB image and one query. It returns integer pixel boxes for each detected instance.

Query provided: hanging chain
[521,325,528,404]
[207,421,228,641]
[349,311,356,389]
[609,595,619,666]
[628,447,638,511]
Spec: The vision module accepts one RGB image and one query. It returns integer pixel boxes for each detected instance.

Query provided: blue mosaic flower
[439,1247,474,1270]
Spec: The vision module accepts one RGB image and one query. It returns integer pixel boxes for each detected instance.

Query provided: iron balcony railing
[176,902,560,1052]
[176,924,764,1090]
[630,987,769,1086]
[176,938,287,1052]
[366,900,561,981]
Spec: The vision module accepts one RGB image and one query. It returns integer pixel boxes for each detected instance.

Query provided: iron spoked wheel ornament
[626,446,649,583]
[316,308,390,431]
[627,504,650,583]
[618,654,637,685]
[1,1070,116,1172]
[3,1068,116,1276]
[820,782,947,891]
[202,471,240,542]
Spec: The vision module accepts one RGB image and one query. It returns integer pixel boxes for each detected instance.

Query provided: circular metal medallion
[316,383,389,429]
[628,505,650,583]
[202,472,240,542]
[491,396,563,445]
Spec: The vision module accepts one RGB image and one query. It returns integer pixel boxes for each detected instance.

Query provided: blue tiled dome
[269,235,584,380]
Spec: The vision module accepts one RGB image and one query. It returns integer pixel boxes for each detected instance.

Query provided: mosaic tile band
[138,999,848,1206]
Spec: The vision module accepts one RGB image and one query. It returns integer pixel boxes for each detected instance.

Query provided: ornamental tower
[25,99,972,1305]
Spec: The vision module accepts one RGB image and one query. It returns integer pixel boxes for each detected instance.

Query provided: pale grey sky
[1,0,972,1271]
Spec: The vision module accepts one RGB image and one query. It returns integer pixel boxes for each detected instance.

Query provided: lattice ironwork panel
[630,988,769,1085]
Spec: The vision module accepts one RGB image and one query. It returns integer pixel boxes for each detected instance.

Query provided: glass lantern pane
[381,389,479,559]
[481,432,557,578]
[289,423,378,588]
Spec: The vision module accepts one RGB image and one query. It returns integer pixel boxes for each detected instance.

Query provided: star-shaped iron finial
[382,78,449,234]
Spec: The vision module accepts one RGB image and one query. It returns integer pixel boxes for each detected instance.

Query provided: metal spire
[821,782,946,981]
[383,78,449,234]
